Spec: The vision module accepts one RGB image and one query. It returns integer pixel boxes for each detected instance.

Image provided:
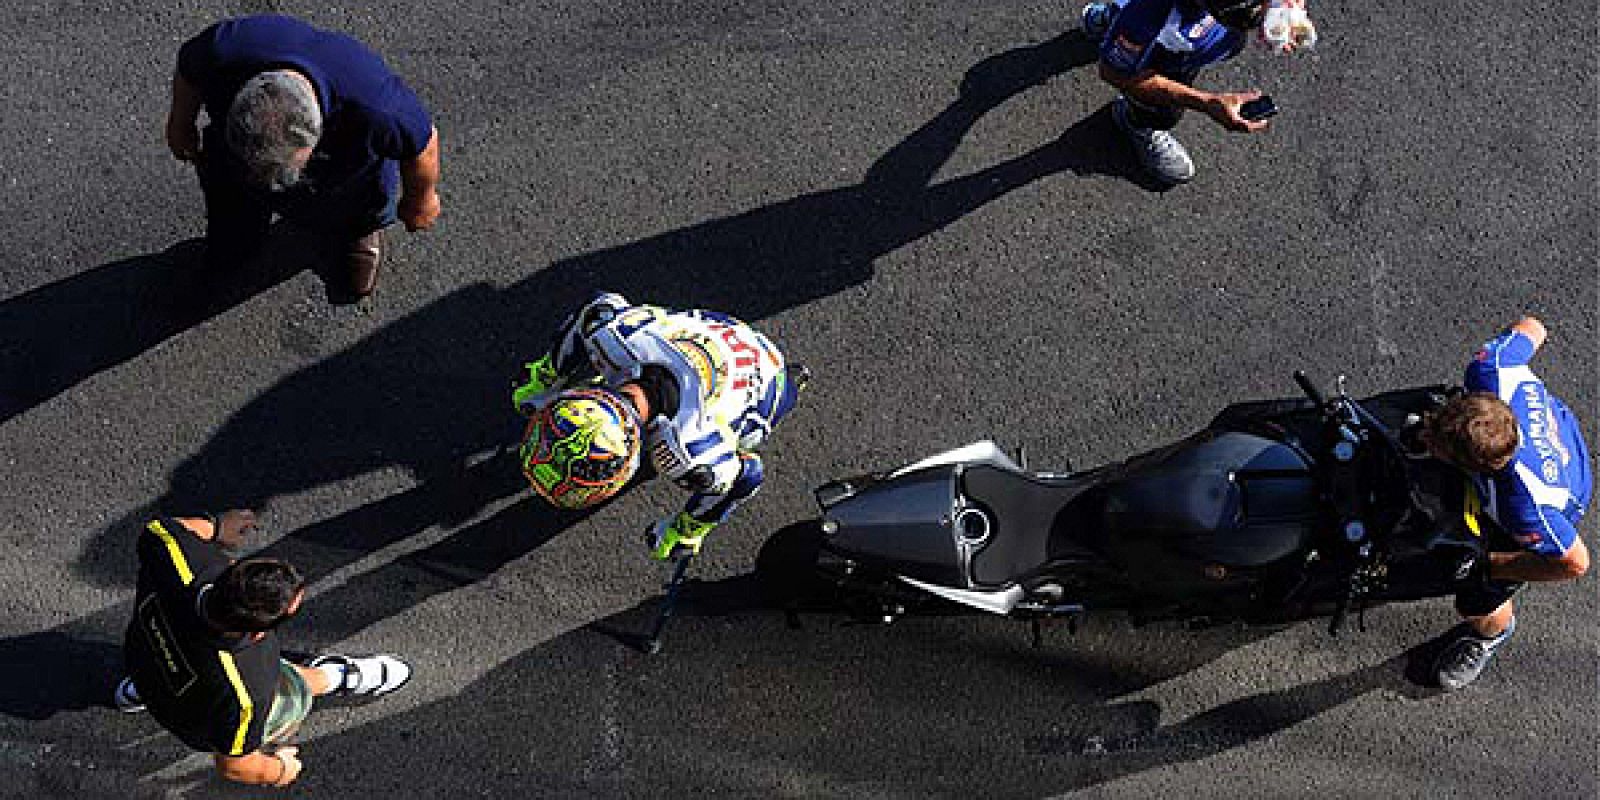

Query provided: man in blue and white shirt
[1079,0,1313,184]
[1422,316,1591,690]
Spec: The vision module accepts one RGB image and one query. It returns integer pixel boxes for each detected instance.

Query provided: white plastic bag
[1260,0,1317,52]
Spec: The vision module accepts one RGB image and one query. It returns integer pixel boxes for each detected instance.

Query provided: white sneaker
[1112,97,1196,184]
[309,653,413,697]
[114,677,146,713]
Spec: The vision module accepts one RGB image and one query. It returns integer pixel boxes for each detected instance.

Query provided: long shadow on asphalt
[26,35,1144,779]
[0,226,335,426]
[225,575,1429,799]
[0,575,1464,800]
[72,30,1133,591]
[0,593,1438,799]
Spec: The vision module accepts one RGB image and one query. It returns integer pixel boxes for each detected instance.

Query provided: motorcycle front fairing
[1363,458,1496,602]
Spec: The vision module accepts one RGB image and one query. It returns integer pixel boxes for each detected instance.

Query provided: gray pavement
[0,1,1594,798]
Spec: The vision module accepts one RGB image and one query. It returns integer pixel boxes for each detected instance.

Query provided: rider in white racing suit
[513,292,805,559]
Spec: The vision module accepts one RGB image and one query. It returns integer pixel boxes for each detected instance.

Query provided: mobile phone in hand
[1240,95,1278,122]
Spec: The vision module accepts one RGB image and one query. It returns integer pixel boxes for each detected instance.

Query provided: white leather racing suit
[517,292,795,530]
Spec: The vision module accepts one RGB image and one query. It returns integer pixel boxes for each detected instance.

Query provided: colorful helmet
[519,388,642,509]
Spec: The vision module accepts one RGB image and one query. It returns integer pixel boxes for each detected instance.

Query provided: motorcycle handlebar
[1294,369,1375,636]
[1293,370,1327,409]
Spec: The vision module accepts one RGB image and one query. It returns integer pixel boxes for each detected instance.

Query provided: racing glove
[644,512,717,561]
[1259,0,1317,52]
[511,355,560,415]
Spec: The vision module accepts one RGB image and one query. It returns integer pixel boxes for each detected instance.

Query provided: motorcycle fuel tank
[1092,431,1318,593]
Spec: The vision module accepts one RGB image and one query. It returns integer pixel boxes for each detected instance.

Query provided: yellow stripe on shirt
[1462,478,1484,538]
[146,520,194,585]
[217,652,254,756]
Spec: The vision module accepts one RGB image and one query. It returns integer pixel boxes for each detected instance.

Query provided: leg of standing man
[1111,70,1199,185]
[1436,536,1589,690]
[196,126,273,271]
[278,160,400,301]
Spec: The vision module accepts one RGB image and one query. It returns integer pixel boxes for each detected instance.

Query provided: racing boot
[308,654,414,698]
[1434,616,1515,691]
[1112,97,1196,185]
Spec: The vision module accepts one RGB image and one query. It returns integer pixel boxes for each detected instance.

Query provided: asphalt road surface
[1,1,1594,798]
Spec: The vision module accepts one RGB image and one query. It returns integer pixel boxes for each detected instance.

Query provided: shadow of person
[69,31,1140,656]
[0,631,127,721]
[243,572,1429,800]
[0,226,323,426]
[257,452,599,651]
[867,29,1168,197]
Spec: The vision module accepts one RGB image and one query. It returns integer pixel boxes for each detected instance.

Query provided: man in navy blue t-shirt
[167,15,441,299]
[1422,316,1592,690]
[1079,0,1310,185]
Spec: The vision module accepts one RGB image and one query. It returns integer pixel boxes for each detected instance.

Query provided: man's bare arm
[171,516,215,541]
[1509,316,1548,351]
[1098,64,1267,133]
[1489,536,1588,583]
[166,71,204,161]
[398,126,442,231]
[214,747,302,787]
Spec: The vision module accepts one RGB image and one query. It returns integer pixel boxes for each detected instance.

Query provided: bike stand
[639,555,695,654]
[586,555,695,655]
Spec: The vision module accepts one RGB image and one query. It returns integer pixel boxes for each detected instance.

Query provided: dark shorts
[1455,576,1522,618]
[1454,523,1526,617]
[198,125,399,252]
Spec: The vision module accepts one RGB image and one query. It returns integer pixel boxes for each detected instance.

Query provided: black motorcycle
[770,373,1494,637]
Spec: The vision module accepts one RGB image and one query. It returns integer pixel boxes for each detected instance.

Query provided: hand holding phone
[1239,95,1279,122]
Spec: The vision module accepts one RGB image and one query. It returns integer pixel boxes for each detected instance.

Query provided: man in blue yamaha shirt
[1422,317,1591,690]
[1079,0,1309,184]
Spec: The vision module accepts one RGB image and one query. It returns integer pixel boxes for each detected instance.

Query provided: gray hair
[225,70,323,191]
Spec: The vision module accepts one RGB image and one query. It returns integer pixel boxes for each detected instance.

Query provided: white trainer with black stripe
[310,653,413,697]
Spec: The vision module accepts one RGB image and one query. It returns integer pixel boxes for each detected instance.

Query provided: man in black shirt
[121,512,411,787]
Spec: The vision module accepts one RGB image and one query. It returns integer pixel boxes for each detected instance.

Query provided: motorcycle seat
[960,466,1096,588]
